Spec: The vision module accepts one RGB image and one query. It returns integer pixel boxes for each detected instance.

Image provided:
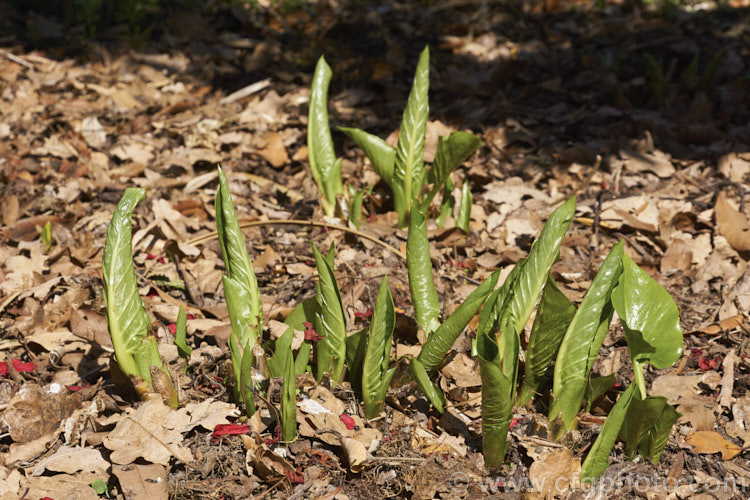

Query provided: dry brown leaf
[103,398,193,465]
[340,436,368,472]
[660,237,693,273]
[699,315,745,335]
[650,375,701,405]
[676,395,717,432]
[528,448,581,496]
[685,431,742,460]
[171,399,240,433]
[257,131,289,167]
[441,353,481,388]
[1,194,19,227]
[715,191,750,252]
[112,463,168,500]
[2,383,82,443]
[32,446,109,476]
[15,471,102,500]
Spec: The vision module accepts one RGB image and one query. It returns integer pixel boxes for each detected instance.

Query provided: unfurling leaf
[103,187,177,406]
[407,209,440,335]
[312,243,347,384]
[308,56,343,217]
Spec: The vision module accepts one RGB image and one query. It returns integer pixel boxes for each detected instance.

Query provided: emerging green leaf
[339,127,396,186]
[103,187,176,405]
[584,374,617,412]
[216,166,264,413]
[393,46,430,227]
[420,131,482,211]
[312,243,347,384]
[619,394,679,462]
[407,209,441,335]
[456,178,472,233]
[580,383,637,482]
[281,342,298,442]
[611,254,683,396]
[501,196,575,337]
[518,274,576,405]
[551,241,623,435]
[362,277,396,419]
[410,270,499,412]
[308,56,343,217]
[174,305,192,363]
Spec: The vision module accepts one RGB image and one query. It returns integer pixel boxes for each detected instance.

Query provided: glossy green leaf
[416,270,499,373]
[312,243,347,384]
[285,298,317,375]
[411,270,499,411]
[518,274,576,405]
[435,177,454,228]
[611,254,683,396]
[216,166,263,413]
[502,196,575,338]
[551,241,623,434]
[174,305,192,363]
[216,167,263,342]
[456,178,472,234]
[409,357,446,412]
[584,374,617,412]
[345,328,368,396]
[41,221,53,253]
[477,320,519,466]
[641,400,680,463]
[349,188,366,229]
[281,342,297,442]
[362,276,396,419]
[394,46,430,227]
[619,394,674,461]
[339,127,396,185]
[420,131,482,211]
[407,209,440,335]
[268,327,294,379]
[580,383,637,482]
[308,56,343,217]
[103,187,173,400]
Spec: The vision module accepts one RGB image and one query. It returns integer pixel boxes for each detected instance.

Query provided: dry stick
[186,219,407,261]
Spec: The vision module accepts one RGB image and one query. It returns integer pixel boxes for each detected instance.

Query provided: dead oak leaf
[685,431,742,460]
[103,398,192,465]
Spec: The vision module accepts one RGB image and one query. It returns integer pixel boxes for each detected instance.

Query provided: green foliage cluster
[102,52,683,482]
[308,47,482,230]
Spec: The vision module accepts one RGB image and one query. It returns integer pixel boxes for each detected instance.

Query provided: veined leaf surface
[339,127,396,185]
[312,243,347,384]
[612,254,683,395]
[407,209,440,335]
[103,188,156,388]
[551,241,623,433]
[420,131,482,211]
[362,276,396,418]
[580,383,637,482]
[308,56,342,216]
[394,46,430,226]
[502,196,575,337]
[518,274,576,405]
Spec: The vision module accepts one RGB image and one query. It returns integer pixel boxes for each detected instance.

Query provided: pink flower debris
[0,359,36,377]
[211,423,250,441]
[303,322,324,342]
[339,414,356,430]
[353,308,372,318]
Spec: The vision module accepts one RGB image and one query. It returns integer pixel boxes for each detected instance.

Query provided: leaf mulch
[1,0,749,498]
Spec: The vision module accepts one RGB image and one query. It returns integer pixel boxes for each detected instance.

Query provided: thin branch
[186,219,406,261]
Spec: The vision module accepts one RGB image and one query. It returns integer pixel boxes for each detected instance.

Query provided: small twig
[186,219,406,261]
[2,50,34,69]
[219,78,271,105]
[255,476,288,499]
